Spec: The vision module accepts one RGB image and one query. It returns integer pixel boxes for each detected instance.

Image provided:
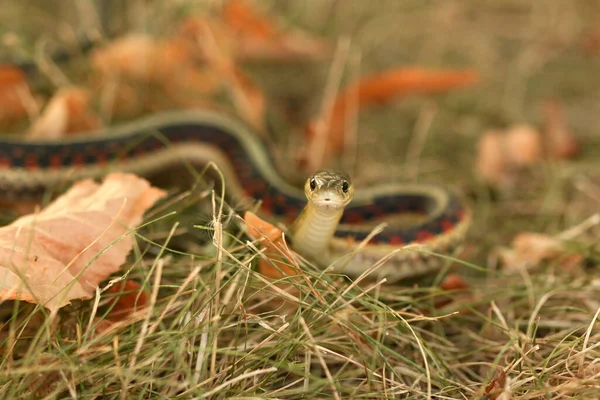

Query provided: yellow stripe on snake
[0,110,471,281]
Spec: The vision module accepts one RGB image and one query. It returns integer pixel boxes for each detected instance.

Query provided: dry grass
[2,0,600,398]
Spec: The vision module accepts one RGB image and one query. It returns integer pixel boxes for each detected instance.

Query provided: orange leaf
[92,280,149,334]
[505,124,543,167]
[475,124,543,186]
[439,274,470,291]
[475,129,509,186]
[222,0,329,62]
[27,87,102,139]
[305,67,479,162]
[223,0,277,41]
[499,232,582,273]
[434,274,472,311]
[175,16,267,131]
[244,211,297,279]
[104,280,149,321]
[345,68,479,106]
[0,173,167,311]
[482,367,507,400]
[0,66,36,127]
[542,99,579,160]
[581,26,600,56]
[91,35,158,82]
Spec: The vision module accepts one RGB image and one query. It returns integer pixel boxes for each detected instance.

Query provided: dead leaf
[440,274,470,291]
[244,211,297,279]
[191,20,267,132]
[93,280,149,334]
[177,16,238,61]
[505,124,543,167]
[91,35,157,82]
[305,67,479,164]
[0,66,38,128]
[222,0,276,42]
[244,211,304,314]
[482,367,507,400]
[475,129,509,185]
[475,124,543,186]
[434,274,473,311]
[542,99,579,160]
[226,68,266,132]
[27,87,102,139]
[0,173,166,311]
[498,232,582,272]
[222,0,329,62]
[104,280,149,320]
[581,26,600,56]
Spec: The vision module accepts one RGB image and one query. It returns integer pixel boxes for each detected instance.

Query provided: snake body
[0,110,470,280]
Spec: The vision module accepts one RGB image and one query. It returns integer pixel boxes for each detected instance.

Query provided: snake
[0,110,471,281]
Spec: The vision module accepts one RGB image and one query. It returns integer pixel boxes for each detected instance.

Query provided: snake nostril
[324,198,331,202]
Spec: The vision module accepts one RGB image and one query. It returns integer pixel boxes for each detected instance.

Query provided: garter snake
[0,110,471,281]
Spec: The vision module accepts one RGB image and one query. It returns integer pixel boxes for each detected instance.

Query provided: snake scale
[0,110,471,281]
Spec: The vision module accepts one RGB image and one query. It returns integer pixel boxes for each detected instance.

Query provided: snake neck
[290,203,344,262]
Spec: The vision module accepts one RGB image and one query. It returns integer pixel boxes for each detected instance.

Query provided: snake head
[304,170,354,210]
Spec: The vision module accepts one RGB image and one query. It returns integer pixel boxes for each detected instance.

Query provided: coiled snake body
[0,110,470,280]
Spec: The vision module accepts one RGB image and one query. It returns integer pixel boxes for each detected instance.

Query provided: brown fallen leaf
[104,280,149,320]
[581,26,600,56]
[305,67,479,166]
[434,274,473,311]
[498,232,582,272]
[440,273,470,291]
[93,26,266,131]
[475,129,510,186]
[93,280,149,334]
[26,87,103,139]
[221,0,329,62]
[475,124,543,186]
[0,66,38,128]
[505,124,543,167]
[244,211,297,279]
[91,34,158,82]
[192,20,267,132]
[542,99,579,160]
[0,173,166,311]
[482,367,507,400]
[244,211,305,314]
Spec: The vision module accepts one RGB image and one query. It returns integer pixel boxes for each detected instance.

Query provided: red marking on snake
[261,196,273,211]
[25,154,38,170]
[286,206,299,216]
[344,211,362,223]
[49,154,62,169]
[389,235,404,245]
[0,157,10,168]
[134,146,146,156]
[11,147,23,158]
[275,194,288,206]
[96,151,108,165]
[73,153,84,167]
[416,230,435,242]
[441,218,455,232]
[260,201,274,214]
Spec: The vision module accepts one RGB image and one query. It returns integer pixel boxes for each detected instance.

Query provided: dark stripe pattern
[0,122,466,245]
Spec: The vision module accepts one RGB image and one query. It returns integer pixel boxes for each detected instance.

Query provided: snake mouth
[311,191,348,210]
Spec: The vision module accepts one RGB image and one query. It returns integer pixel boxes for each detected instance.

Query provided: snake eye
[342,181,349,193]
[309,179,317,190]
